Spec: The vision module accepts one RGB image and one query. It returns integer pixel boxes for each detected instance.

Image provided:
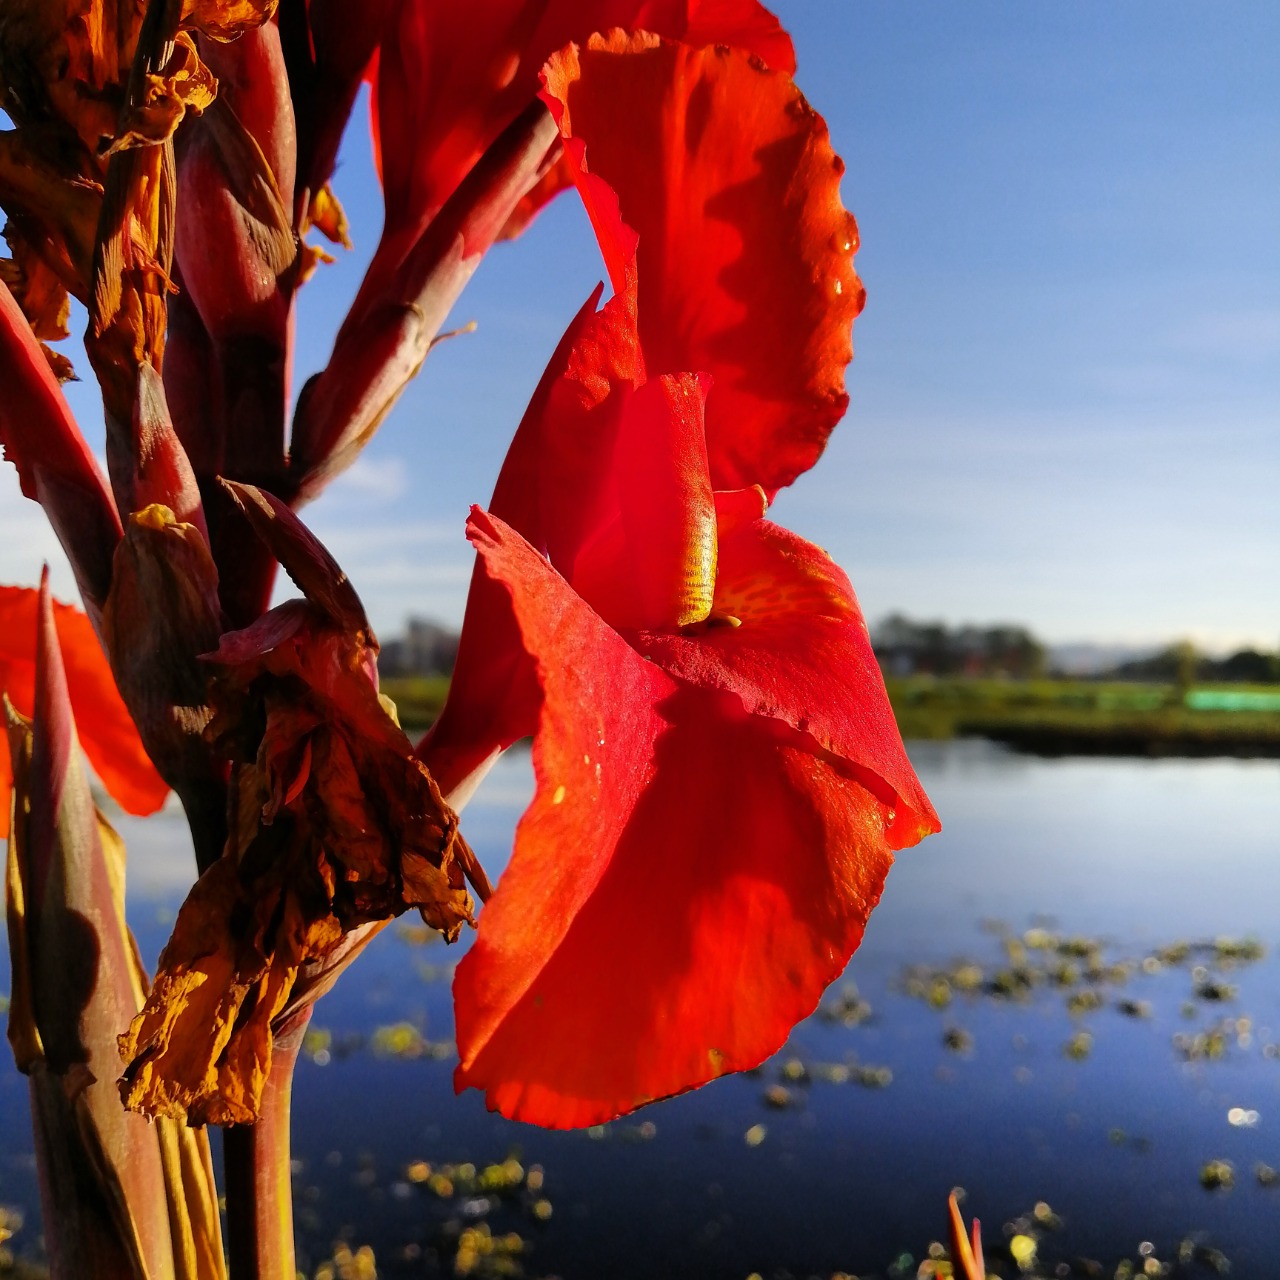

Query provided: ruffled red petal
[0,586,168,838]
[542,32,864,494]
[454,510,901,1128]
[363,0,793,303]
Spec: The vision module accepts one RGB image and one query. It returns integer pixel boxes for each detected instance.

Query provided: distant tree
[871,616,1045,679]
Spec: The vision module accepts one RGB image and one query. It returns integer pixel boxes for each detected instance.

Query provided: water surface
[1,743,1278,1277]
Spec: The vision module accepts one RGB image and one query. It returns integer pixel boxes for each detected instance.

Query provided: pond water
[2,741,1279,1278]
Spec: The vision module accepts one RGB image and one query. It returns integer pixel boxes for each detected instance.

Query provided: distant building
[378,618,460,677]
[871,613,1046,679]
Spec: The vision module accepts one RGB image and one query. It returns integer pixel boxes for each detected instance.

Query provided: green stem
[223,1006,311,1280]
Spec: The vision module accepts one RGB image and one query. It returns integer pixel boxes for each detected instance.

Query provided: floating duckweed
[1031,1201,1062,1231]
[477,1159,524,1193]
[942,1027,973,1053]
[453,1223,524,1278]
[1060,935,1099,959]
[744,1123,767,1147]
[1067,989,1104,1017]
[371,1018,450,1059]
[397,922,443,946]
[818,982,873,1026]
[1255,1162,1279,1187]
[1214,936,1264,963]
[1063,1030,1093,1060]
[525,1166,544,1194]
[1117,999,1153,1019]
[858,1065,893,1088]
[1199,1159,1234,1190]
[927,976,953,1008]
[1194,978,1238,1002]
[405,1161,431,1183]
[1009,1232,1037,1268]
[812,1062,851,1085]
[763,1084,794,1109]
[952,964,984,993]
[0,1205,21,1246]
[303,1027,333,1065]
[313,1242,377,1280]
[531,1198,553,1221]
[779,1058,810,1084]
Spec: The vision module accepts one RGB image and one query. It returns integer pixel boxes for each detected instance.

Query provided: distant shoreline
[381,674,1280,760]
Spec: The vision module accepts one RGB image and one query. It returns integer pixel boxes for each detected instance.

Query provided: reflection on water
[1,742,1278,1276]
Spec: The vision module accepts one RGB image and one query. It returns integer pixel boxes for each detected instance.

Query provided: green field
[382,675,452,732]
[884,676,1280,755]
[383,673,1280,756]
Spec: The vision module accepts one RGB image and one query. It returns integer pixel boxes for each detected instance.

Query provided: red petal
[416,286,644,798]
[361,0,793,299]
[453,511,902,1128]
[639,518,940,847]
[567,372,717,631]
[542,33,864,493]
[0,586,168,839]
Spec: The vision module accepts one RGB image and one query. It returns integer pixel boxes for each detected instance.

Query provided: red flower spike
[0,585,168,841]
[452,507,933,1128]
[171,23,297,482]
[542,32,864,494]
[0,281,123,624]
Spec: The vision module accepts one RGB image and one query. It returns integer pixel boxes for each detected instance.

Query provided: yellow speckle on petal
[552,785,566,805]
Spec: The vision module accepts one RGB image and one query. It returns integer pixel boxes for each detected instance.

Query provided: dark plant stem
[223,1005,312,1280]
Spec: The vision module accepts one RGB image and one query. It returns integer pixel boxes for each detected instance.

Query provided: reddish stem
[223,1006,312,1280]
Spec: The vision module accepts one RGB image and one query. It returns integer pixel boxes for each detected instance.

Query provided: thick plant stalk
[223,1006,312,1280]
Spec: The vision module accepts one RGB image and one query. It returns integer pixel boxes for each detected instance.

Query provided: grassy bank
[384,673,1280,756]
[382,675,451,733]
[885,676,1280,756]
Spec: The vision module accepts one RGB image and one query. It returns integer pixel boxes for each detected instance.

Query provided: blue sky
[4,3,1277,652]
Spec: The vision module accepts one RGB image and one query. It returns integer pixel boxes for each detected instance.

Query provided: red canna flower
[429,300,936,1128]
[0,584,168,840]
[416,25,935,1129]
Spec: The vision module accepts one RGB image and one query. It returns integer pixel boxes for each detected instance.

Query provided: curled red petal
[638,517,939,847]
[453,510,905,1128]
[542,32,864,493]
[416,285,643,798]
[0,585,168,840]
[370,0,793,253]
